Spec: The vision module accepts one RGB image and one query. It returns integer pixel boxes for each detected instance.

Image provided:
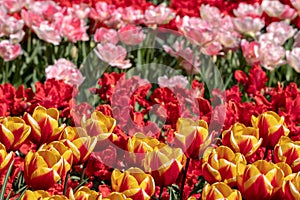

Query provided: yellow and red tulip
[274,136,300,172]
[251,111,289,148]
[202,182,242,200]
[144,144,186,187]
[69,186,102,200]
[62,126,97,164]
[23,106,65,145]
[111,167,155,200]
[282,172,300,200]
[102,192,133,200]
[0,117,31,150]
[21,190,68,200]
[39,140,74,170]
[126,133,162,167]
[0,142,14,173]
[237,160,284,199]
[202,146,247,187]
[173,118,210,159]
[222,122,262,158]
[24,149,68,190]
[81,111,116,136]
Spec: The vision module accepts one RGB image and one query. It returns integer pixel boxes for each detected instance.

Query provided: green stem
[180,158,190,200]
[159,186,164,200]
[80,162,87,183]
[0,159,15,200]
[63,171,70,195]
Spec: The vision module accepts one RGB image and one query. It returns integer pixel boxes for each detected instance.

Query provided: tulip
[251,111,290,149]
[286,47,300,73]
[102,192,132,200]
[274,136,300,172]
[202,182,242,200]
[126,133,161,167]
[222,123,262,159]
[282,172,300,200]
[0,142,14,173]
[81,111,116,136]
[237,160,284,199]
[202,146,247,187]
[173,118,210,159]
[144,144,185,186]
[111,168,155,200]
[21,190,68,200]
[0,117,31,150]
[39,140,74,168]
[24,149,67,190]
[23,106,65,146]
[69,186,102,200]
[63,134,97,165]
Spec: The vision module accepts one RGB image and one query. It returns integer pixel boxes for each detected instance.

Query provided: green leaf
[0,159,15,200]
[189,176,206,196]
[168,184,180,200]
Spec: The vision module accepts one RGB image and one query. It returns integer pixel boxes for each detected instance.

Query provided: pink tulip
[144,4,175,27]
[89,2,115,22]
[21,9,44,28]
[291,0,300,11]
[262,0,297,20]
[259,43,286,70]
[0,16,24,35]
[45,58,85,87]
[95,43,132,69]
[103,7,124,29]
[59,14,89,43]
[32,21,61,45]
[28,1,61,21]
[158,75,188,88]
[241,39,260,65]
[265,21,296,44]
[234,3,263,18]
[0,40,22,61]
[233,16,265,35]
[118,25,145,45]
[286,48,300,73]
[94,27,118,44]
[68,4,90,19]
[200,5,222,27]
[122,7,144,24]
[2,0,26,13]
[293,31,300,48]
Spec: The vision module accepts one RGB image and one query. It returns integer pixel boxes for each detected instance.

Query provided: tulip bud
[23,106,65,145]
[69,186,102,200]
[81,111,116,136]
[274,136,300,172]
[202,182,242,200]
[222,122,262,159]
[237,160,284,199]
[111,168,155,200]
[282,172,300,200]
[21,190,68,200]
[174,118,210,159]
[144,144,186,186]
[0,117,31,150]
[251,111,289,148]
[202,146,247,187]
[24,150,67,190]
[102,192,132,200]
[0,142,14,173]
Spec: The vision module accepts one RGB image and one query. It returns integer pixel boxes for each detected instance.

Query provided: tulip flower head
[23,106,65,146]
[111,168,155,200]
[237,160,285,199]
[0,116,31,151]
[252,111,290,149]
[202,182,242,200]
[202,146,247,187]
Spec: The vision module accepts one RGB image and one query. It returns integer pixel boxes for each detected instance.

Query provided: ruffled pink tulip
[233,17,265,35]
[118,25,145,45]
[94,27,118,44]
[286,48,300,73]
[95,43,132,69]
[144,4,175,27]
[45,58,85,87]
[32,21,61,45]
[259,43,286,70]
[233,3,263,18]
[262,0,297,19]
[0,40,21,61]
[241,39,260,65]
